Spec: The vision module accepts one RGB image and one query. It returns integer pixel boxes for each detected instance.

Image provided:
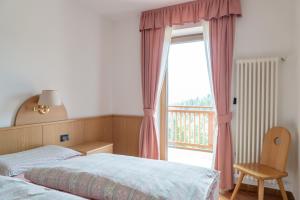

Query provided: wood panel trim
[15,95,68,126]
[42,120,85,147]
[159,73,168,160]
[0,115,113,155]
[0,126,43,154]
[0,115,113,131]
[0,114,142,157]
[112,115,143,156]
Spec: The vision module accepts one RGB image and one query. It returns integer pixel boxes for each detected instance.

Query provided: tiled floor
[167,147,213,168]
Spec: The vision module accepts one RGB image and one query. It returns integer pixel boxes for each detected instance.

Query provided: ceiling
[78,0,192,20]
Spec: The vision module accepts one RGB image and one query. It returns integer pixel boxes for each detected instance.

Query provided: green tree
[175,94,213,106]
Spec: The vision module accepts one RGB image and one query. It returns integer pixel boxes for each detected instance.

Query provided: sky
[168,41,212,105]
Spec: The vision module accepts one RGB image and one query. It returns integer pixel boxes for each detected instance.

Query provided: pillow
[0,145,81,176]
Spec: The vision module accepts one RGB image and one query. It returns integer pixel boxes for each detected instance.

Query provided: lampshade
[38,90,62,107]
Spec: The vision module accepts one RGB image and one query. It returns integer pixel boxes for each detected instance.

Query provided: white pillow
[0,145,81,176]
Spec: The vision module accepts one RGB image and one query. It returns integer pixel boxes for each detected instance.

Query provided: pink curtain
[139,28,166,159]
[140,0,241,30]
[139,1,241,188]
[210,16,236,190]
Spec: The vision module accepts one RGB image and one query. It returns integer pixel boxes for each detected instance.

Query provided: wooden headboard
[15,95,68,126]
[0,116,112,155]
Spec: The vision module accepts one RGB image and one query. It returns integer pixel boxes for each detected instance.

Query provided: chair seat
[234,163,288,180]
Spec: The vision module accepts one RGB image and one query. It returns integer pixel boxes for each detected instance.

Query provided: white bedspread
[0,175,86,200]
[26,153,219,200]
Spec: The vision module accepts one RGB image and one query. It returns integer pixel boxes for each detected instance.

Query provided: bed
[0,146,219,200]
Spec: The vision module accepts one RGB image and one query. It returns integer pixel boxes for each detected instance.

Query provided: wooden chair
[231,127,291,200]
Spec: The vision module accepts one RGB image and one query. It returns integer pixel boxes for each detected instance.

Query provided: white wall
[110,0,299,196]
[111,14,143,116]
[0,0,113,127]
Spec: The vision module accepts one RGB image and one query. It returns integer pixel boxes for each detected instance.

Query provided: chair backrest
[260,127,291,172]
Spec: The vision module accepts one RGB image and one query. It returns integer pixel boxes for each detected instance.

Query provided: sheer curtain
[157,27,172,101]
[202,21,218,169]
[156,27,172,159]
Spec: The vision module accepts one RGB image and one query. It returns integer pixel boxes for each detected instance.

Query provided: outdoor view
[168,41,212,107]
[167,38,215,168]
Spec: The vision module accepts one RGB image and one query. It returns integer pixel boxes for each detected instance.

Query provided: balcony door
[159,25,215,168]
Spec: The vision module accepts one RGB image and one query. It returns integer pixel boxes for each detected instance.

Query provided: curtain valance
[140,0,241,30]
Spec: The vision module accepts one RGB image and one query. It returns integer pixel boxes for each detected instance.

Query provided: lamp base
[33,105,50,114]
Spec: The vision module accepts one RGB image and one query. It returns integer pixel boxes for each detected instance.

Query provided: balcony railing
[168,106,215,152]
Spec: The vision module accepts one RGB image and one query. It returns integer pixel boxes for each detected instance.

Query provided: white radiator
[235,57,279,165]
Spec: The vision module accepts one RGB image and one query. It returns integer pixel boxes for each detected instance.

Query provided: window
[168,34,212,108]
[165,26,215,168]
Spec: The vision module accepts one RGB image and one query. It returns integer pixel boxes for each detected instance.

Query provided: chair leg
[258,179,264,200]
[230,172,245,200]
[277,178,288,200]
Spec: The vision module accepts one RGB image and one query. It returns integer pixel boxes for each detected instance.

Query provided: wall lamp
[33,90,62,114]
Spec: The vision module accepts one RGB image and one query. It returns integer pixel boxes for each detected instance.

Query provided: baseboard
[233,183,295,200]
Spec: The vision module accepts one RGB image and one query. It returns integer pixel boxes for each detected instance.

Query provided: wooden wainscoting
[0,114,141,156]
[84,116,112,142]
[0,116,113,155]
[42,116,113,147]
[0,125,43,155]
[42,120,85,147]
[112,115,143,156]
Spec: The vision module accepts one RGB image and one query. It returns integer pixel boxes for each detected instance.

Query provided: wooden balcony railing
[168,106,215,152]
